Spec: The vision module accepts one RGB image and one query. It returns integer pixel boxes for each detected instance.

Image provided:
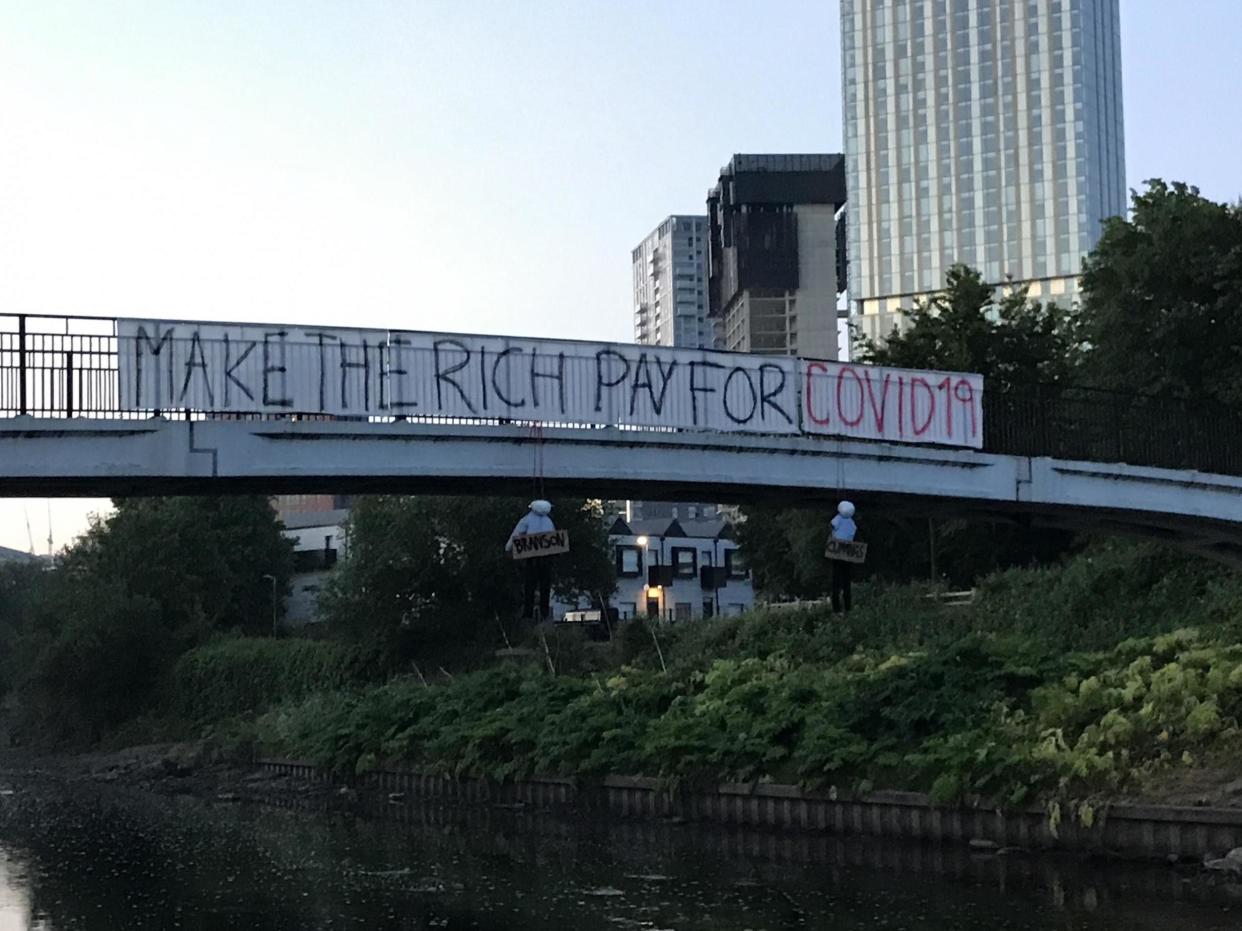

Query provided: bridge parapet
[3,312,1242,478]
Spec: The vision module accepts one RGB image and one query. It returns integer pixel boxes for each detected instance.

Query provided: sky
[2,0,1241,554]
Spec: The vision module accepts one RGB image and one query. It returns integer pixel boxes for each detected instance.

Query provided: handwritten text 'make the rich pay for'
[118,320,983,449]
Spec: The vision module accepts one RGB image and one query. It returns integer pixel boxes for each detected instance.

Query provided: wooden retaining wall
[256,759,1242,860]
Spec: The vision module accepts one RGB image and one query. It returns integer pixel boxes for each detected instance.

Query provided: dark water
[0,778,1240,930]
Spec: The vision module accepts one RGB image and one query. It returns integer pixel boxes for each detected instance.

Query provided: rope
[836,437,846,498]
[530,422,546,499]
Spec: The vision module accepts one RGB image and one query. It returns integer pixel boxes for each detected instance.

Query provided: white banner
[116,320,801,435]
[801,359,984,449]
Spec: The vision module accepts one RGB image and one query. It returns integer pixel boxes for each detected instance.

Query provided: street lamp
[636,535,665,620]
[262,574,278,637]
[708,537,721,617]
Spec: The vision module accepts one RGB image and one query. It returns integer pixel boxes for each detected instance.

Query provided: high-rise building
[632,215,715,350]
[842,0,1126,339]
[627,216,718,523]
[707,154,847,360]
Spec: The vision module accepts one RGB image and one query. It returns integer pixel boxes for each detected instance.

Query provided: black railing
[0,314,122,418]
[4,313,1242,477]
[983,386,1242,476]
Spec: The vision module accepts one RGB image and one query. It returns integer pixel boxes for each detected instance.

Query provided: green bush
[170,638,371,722]
[81,539,1242,809]
[974,538,1242,650]
[251,623,1242,805]
[15,587,173,745]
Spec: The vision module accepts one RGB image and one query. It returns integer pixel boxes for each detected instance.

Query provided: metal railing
[3,312,1242,477]
[982,385,1242,476]
[0,314,122,419]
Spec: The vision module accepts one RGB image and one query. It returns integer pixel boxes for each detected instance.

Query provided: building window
[725,549,748,580]
[618,602,637,620]
[672,547,698,578]
[616,545,644,577]
[293,548,337,572]
[674,602,693,621]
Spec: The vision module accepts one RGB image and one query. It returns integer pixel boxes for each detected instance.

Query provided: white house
[281,508,349,625]
[606,516,754,621]
[277,507,755,627]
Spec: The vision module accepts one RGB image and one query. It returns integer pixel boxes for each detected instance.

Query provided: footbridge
[4,314,1242,564]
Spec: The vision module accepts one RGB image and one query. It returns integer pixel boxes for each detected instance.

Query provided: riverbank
[234,544,1242,816]
[0,744,341,808]
[7,740,1242,867]
[11,541,1242,852]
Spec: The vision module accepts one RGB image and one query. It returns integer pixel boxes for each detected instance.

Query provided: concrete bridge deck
[5,416,1242,565]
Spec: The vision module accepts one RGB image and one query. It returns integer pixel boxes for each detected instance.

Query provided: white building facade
[843,0,1126,339]
[632,215,716,351]
[281,508,348,625]
[607,517,754,621]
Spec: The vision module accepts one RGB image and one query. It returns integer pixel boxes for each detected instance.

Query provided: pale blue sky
[2,0,1240,552]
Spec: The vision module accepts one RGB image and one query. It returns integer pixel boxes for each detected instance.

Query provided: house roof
[678,518,734,540]
[281,508,350,531]
[610,517,733,541]
[621,518,683,539]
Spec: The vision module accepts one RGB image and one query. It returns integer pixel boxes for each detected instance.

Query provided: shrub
[170,638,371,722]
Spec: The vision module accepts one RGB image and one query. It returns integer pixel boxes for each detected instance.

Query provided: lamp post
[262,574,278,637]
[710,536,721,617]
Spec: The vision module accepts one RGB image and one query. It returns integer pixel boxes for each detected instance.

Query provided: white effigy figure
[505,499,556,621]
[829,500,857,613]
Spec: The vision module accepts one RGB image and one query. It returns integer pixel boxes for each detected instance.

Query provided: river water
[0,776,1239,930]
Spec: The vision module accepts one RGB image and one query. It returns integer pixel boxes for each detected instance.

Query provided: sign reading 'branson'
[510,530,570,560]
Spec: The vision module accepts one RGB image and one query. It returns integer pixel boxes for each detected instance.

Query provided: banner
[116,320,801,436]
[801,359,984,449]
[115,318,986,450]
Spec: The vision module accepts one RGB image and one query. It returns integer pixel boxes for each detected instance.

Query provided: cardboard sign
[511,529,570,560]
[825,539,868,564]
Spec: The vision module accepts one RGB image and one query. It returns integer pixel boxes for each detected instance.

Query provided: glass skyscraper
[842,0,1126,340]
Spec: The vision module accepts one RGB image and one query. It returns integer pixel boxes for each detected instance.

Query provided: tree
[14,581,169,742]
[319,495,615,665]
[737,264,1081,597]
[60,496,294,640]
[0,496,294,743]
[1079,180,1242,408]
[737,503,1070,598]
[856,263,1080,390]
[0,562,49,700]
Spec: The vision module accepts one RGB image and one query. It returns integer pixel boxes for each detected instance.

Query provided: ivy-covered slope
[237,541,1242,806]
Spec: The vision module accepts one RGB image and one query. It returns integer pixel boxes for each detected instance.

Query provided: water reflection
[0,851,34,931]
[0,776,1238,929]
